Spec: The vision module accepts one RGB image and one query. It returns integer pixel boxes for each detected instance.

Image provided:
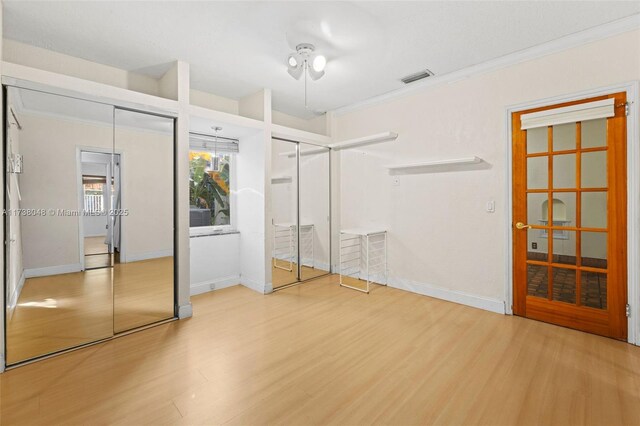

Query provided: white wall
[272,110,327,135]
[237,130,267,292]
[190,233,240,295]
[334,29,640,311]
[3,39,161,97]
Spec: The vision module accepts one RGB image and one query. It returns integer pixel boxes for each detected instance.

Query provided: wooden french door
[512,92,627,340]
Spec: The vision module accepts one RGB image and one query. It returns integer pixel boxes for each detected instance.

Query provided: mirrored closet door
[299,143,330,281]
[4,87,176,366]
[112,108,175,332]
[270,138,331,289]
[5,87,116,364]
[271,138,299,288]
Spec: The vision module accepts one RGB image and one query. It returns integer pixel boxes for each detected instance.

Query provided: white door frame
[504,81,640,345]
[76,146,125,269]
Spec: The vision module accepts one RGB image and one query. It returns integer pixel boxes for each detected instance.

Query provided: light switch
[486,200,495,213]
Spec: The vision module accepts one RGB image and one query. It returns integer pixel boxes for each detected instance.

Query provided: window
[83,176,106,214]
[189,150,234,231]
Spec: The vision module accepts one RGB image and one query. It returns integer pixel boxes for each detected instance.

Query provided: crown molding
[334,13,640,117]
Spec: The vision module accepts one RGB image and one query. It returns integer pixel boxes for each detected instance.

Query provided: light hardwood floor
[1,275,639,425]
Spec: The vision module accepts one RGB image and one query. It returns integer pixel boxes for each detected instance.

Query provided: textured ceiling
[4,1,640,118]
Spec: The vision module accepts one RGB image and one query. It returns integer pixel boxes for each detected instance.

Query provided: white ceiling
[4,1,640,119]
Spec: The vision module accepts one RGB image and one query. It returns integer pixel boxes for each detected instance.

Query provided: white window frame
[189,151,237,237]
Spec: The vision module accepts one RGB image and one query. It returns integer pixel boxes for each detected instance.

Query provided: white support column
[174,61,192,318]
[326,111,341,273]
[262,89,274,293]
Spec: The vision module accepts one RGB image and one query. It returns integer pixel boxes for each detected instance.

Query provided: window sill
[189,229,239,238]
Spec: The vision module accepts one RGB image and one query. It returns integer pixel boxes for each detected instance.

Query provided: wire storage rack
[339,229,387,293]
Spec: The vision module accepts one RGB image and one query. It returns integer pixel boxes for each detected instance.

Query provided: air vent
[401,69,434,84]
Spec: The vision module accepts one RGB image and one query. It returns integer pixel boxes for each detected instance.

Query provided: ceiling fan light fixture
[312,55,326,72]
[287,54,299,68]
[307,67,325,81]
[287,65,303,80]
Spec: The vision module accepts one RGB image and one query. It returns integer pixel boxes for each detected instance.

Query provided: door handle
[515,222,532,230]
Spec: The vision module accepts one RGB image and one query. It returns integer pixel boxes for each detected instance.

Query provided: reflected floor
[84,236,108,255]
[527,264,607,309]
[272,260,329,289]
[6,257,174,365]
[84,236,112,270]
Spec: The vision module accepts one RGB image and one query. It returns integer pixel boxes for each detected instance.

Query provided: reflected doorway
[80,151,120,271]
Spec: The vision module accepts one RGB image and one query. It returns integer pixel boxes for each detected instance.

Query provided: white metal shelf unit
[339,229,387,294]
[272,223,315,272]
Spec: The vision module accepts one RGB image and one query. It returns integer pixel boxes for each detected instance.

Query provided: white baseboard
[126,249,173,263]
[190,275,240,296]
[389,276,506,315]
[24,263,82,278]
[241,276,266,294]
[178,303,192,319]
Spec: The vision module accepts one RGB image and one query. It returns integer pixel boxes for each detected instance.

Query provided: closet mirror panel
[5,87,115,364]
[112,108,175,333]
[270,139,299,288]
[299,143,331,281]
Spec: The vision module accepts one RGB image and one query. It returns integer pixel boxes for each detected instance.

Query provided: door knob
[515,222,532,230]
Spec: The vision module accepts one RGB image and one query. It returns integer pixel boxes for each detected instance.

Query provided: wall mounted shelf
[385,156,482,172]
[329,131,398,151]
[279,147,328,158]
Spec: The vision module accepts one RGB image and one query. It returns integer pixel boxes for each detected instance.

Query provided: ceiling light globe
[288,55,298,68]
[312,55,326,72]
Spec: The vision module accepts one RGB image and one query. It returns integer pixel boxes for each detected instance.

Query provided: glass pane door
[513,92,627,340]
[525,121,608,307]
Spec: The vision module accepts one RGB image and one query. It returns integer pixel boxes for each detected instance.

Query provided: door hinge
[626,304,631,318]
[616,101,630,116]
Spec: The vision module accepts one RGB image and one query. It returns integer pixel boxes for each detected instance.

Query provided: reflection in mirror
[299,143,331,281]
[113,109,174,333]
[5,87,115,364]
[271,139,299,288]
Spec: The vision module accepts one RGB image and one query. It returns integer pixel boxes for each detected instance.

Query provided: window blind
[520,98,614,130]
[189,132,239,153]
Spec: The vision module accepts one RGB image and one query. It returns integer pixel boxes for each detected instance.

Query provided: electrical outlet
[532,242,538,249]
